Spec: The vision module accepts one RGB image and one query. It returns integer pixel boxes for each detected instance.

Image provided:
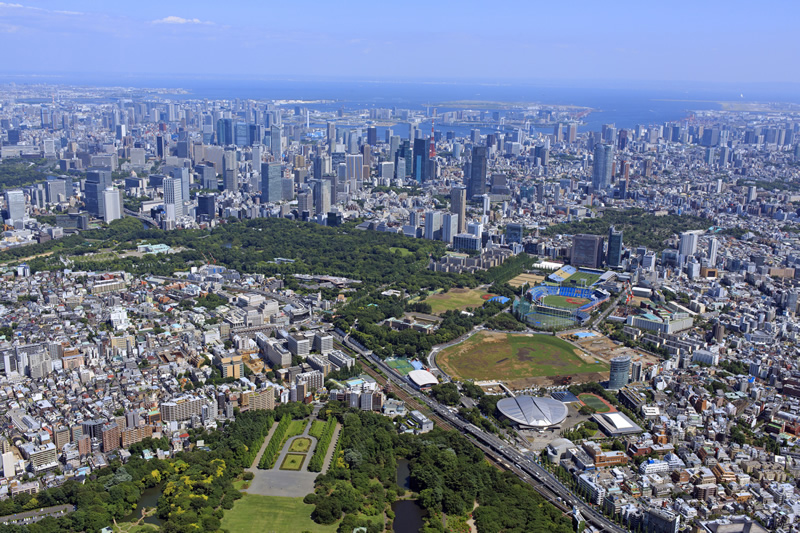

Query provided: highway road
[334,332,626,533]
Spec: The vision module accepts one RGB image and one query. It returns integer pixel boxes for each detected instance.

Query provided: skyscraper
[468,146,487,199]
[609,356,631,390]
[679,232,698,263]
[3,189,25,222]
[102,188,122,223]
[424,211,442,241]
[163,177,184,219]
[592,143,614,191]
[261,162,282,203]
[571,234,605,269]
[85,169,112,218]
[441,213,458,244]
[313,179,331,215]
[270,125,282,156]
[197,194,216,221]
[413,138,429,183]
[708,238,719,265]
[450,186,467,234]
[345,154,363,190]
[607,226,623,268]
[223,150,238,191]
[367,126,377,146]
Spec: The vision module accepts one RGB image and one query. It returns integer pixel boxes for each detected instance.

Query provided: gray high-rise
[450,186,467,234]
[607,226,623,268]
[608,355,631,390]
[261,162,282,203]
[468,146,487,199]
[3,189,25,222]
[85,169,112,218]
[592,143,614,191]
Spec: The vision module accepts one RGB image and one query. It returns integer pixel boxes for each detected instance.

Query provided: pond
[123,486,163,526]
[392,499,427,533]
[396,458,411,490]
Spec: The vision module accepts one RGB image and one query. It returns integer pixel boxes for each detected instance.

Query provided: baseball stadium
[513,282,610,329]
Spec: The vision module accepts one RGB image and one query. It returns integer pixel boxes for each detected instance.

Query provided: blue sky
[1,0,798,85]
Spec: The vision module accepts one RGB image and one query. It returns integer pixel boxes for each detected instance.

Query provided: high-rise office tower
[270,125,282,156]
[313,179,331,215]
[163,177,184,219]
[367,126,377,146]
[413,138,429,183]
[450,186,467,234]
[261,162,282,203]
[571,234,605,269]
[85,169,112,218]
[197,194,216,221]
[608,356,631,390]
[223,150,238,191]
[567,123,578,143]
[679,231,698,263]
[468,146,487,199]
[216,118,233,146]
[708,238,719,265]
[345,154,363,190]
[3,189,25,222]
[424,211,442,241]
[102,188,122,223]
[607,226,623,268]
[395,140,412,179]
[441,213,458,244]
[592,143,614,191]
[156,135,166,159]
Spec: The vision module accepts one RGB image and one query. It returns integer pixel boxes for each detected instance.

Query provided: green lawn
[541,294,590,309]
[437,331,607,381]
[280,453,306,471]
[563,271,601,287]
[221,494,338,533]
[289,437,312,453]
[286,419,307,440]
[309,420,326,439]
[578,393,611,413]
[427,288,489,314]
[389,246,414,257]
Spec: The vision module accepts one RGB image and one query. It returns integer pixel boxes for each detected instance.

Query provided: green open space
[427,288,489,314]
[389,246,414,257]
[541,295,590,309]
[287,419,308,439]
[280,453,307,471]
[523,312,576,329]
[578,393,611,413]
[437,331,607,381]
[309,420,326,439]
[221,493,338,533]
[563,271,601,287]
[289,437,313,453]
[386,358,416,376]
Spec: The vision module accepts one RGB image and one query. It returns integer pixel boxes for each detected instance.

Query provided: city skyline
[0,1,799,86]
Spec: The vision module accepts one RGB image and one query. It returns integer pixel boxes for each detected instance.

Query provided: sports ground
[578,393,612,413]
[427,288,490,314]
[563,271,601,287]
[437,331,608,381]
[541,294,590,309]
[386,358,416,375]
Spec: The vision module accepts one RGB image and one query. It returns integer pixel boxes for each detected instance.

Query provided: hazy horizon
[1,0,799,88]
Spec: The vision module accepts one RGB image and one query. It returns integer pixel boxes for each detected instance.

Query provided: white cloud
[152,16,212,25]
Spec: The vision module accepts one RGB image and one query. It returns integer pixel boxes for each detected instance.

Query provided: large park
[436,331,609,388]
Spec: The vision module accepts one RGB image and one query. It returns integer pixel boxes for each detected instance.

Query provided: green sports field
[221,494,338,533]
[386,358,415,375]
[437,331,608,381]
[541,295,590,309]
[563,271,602,287]
[427,288,490,314]
[578,393,611,413]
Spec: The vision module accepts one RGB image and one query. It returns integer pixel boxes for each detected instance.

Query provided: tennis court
[386,358,415,375]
